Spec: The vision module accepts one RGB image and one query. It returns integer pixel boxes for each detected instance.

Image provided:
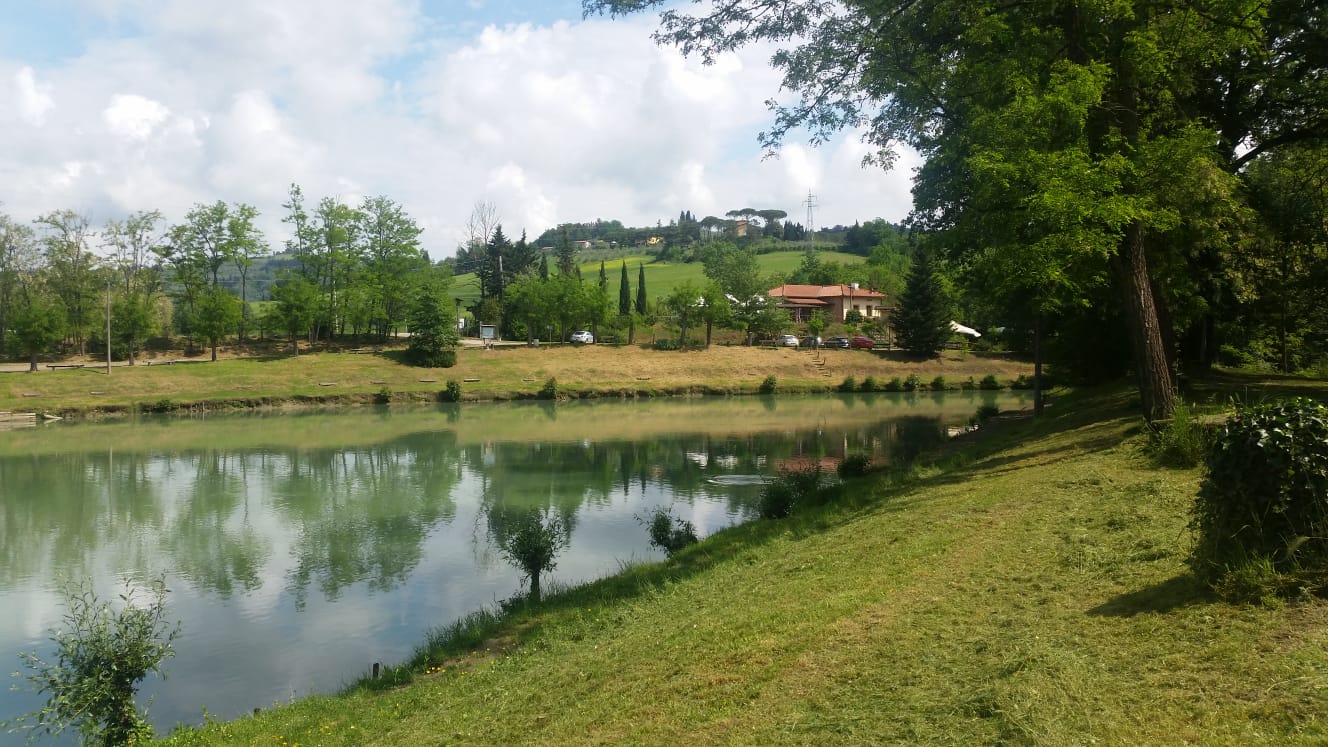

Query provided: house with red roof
[767,283,889,322]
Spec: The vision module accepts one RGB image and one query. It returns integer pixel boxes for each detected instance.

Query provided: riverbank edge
[32,381,1032,420]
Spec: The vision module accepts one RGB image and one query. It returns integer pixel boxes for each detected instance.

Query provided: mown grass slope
[162,388,1328,745]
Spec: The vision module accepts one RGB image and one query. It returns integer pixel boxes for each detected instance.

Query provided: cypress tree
[619,262,631,316]
[599,260,608,289]
[635,264,648,315]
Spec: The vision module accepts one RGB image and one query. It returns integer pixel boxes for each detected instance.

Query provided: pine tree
[539,253,549,281]
[619,262,631,317]
[635,264,648,315]
[892,252,952,357]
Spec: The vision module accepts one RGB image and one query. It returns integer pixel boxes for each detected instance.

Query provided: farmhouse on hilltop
[768,283,889,323]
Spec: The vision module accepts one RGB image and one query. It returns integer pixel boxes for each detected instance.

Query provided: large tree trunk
[1112,222,1176,422]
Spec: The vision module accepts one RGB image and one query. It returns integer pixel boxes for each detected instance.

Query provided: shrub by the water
[838,376,857,393]
[837,454,872,478]
[8,578,179,746]
[539,377,558,400]
[930,375,947,391]
[859,376,877,393]
[440,380,462,403]
[374,386,392,404]
[758,467,831,519]
[903,374,922,392]
[1191,398,1328,593]
[641,507,700,556]
[979,374,1002,390]
[884,377,904,392]
[759,375,778,394]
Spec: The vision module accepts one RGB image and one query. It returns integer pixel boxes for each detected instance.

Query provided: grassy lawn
[451,250,868,303]
[0,344,1028,416]
[160,385,1328,746]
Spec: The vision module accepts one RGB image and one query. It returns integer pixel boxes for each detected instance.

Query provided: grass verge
[160,385,1328,745]
[0,345,1031,417]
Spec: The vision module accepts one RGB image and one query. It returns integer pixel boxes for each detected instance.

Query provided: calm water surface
[0,393,1025,742]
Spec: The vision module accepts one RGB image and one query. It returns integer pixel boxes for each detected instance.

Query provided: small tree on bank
[497,509,569,603]
[406,286,461,367]
[8,578,179,747]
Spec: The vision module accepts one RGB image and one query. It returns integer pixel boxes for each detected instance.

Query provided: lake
[0,393,1026,742]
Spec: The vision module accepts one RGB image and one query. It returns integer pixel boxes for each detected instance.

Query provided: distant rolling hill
[449,250,868,304]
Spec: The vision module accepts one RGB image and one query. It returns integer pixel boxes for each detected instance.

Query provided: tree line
[0,185,456,368]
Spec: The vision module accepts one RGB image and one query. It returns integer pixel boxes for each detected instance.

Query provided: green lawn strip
[157,387,1328,745]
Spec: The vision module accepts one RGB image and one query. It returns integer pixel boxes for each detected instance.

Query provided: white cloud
[0,2,917,257]
[13,66,54,125]
[103,93,170,140]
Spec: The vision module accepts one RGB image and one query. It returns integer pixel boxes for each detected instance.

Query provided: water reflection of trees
[273,431,461,607]
[0,411,946,603]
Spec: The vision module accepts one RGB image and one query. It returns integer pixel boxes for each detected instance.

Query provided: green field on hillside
[451,250,868,304]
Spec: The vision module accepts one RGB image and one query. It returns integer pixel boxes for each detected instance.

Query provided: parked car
[799,335,821,348]
[776,334,800,347]
[570,330,594,344]
[824,336,851,349]
[849,335,875,350]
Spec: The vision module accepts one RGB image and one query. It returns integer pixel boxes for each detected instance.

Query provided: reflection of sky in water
[0,394,1025,741]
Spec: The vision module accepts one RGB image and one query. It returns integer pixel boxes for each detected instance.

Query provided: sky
[0,0,919,258]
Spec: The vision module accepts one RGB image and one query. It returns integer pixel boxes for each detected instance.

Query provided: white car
[776,334,800,347]
[570,330,594,344]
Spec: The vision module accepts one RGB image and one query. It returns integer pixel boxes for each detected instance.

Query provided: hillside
[450,250,869,304]
[162,387,1328,745]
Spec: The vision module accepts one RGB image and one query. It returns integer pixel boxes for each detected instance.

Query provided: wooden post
[372,662,381,679]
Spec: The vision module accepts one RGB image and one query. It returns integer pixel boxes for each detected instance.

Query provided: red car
[849,335,875,350]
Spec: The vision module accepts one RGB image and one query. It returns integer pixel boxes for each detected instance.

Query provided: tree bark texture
[1112,221,1176,421]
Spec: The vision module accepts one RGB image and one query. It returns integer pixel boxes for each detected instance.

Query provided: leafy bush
[837,454,872,478]
[961,376,977,391]
[1010,374,1034,390]
[759,375,778,394]
[975,404,1000,423]
[651,339,680,351]
[884,377,904,392]
[930,375,947,391]
[374,386,392,404]
[9,578,179,746]
[903,374,922,392]
[1191,398,1328,590]
[142,398,175,414]
[439,380,462,403]
[859,376,877,393]
[640,507,700,556]
[539,377,558,400]
[979,374,1002,390]
[496,509,568,603]
[838,376,857,393]
[1149,403,1213,468]
[757,467,827,519]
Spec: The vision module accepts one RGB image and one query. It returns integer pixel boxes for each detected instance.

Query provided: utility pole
[803,190,818,251]
[105,279,112,376]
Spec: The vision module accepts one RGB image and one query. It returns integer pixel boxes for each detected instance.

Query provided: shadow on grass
[1086,573,1214,617]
